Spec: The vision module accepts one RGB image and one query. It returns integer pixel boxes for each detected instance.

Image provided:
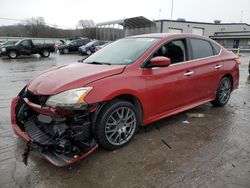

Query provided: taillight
[236,58,241,65]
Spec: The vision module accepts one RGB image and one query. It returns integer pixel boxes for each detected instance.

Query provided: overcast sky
[0,0,250,29]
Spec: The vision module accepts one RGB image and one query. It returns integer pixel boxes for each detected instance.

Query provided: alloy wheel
[105,107,137,146]
[218,78,231,104]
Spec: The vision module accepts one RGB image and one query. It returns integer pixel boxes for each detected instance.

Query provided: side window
[211,42,221,55]
[190,38,214,59]
[77,40,85,45]
[20,40,31,46]
[153,39,186,64]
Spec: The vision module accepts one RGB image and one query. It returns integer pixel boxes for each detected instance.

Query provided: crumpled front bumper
[11,96,98,167]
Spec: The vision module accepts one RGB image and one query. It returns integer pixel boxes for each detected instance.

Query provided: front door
[19,40,32,55]
[142,39,196,119]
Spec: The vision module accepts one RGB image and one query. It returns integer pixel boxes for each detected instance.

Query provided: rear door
[143,38,197,117]
[188,38,223,101]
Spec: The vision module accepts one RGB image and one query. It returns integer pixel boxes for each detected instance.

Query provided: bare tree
[77,20,95,29]
[24,17,47,37]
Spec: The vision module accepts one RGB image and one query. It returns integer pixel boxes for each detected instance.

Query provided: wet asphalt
[0,53,249,188]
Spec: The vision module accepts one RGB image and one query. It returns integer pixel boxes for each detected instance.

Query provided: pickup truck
[0,39,56,59]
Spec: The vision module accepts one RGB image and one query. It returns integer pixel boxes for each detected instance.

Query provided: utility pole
[170,0,174,21]
[169,0,174,29]
[240,10,244,23]
[159,9,162,20]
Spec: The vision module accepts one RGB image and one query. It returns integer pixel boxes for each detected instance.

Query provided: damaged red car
[11,33,239,167]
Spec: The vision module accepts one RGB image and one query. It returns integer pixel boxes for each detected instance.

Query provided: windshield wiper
[85,61,111,65]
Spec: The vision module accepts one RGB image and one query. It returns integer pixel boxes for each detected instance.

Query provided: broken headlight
[46,87,92,108]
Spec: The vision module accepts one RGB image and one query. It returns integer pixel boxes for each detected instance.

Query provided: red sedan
[11,33,239,167]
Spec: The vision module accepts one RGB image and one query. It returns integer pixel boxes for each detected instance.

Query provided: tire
[86,50,91,55]
[8,51,18,59]
[211,77,232,107]
[95,99,140,150]
[63,48,69,54]
[40,49,50,57]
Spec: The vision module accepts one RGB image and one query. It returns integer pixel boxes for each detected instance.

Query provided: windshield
[83,38,158,65]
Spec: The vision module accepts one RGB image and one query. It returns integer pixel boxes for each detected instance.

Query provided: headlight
[1,48,6,52]
[46,87,92,108]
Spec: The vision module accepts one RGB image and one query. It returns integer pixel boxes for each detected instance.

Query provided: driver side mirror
[148,56,171,68]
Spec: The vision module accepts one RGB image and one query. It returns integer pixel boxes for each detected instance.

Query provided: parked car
[78,40,107,55]
[0,39,56,59]
[94,42,111,52]
[58,38,91,54]
[11,33,239,167]
[0,40,18,46]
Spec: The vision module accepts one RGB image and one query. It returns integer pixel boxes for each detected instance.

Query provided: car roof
[127,33,210,40]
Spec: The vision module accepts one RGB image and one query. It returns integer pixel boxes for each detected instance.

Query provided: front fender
[84,73,147,112]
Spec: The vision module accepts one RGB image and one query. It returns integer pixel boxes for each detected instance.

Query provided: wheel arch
[114,94,143,125]
[7,49,19,54]
[90,93,144,133]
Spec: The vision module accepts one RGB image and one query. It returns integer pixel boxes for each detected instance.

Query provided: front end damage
[11,87,98,167]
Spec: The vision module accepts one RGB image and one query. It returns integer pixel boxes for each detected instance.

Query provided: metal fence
[227,48,250,56]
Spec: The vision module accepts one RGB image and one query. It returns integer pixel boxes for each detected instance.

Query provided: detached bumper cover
[11,96,98,167]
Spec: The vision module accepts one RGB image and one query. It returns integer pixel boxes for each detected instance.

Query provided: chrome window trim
[140,38,222,69]
[169,47,222,67]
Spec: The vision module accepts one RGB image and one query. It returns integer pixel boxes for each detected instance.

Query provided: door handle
[184,71,194,76]
[215,64,222,69]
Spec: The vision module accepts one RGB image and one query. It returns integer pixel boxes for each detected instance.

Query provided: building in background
[96,16,250,49]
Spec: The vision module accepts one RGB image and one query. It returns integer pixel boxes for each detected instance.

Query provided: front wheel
[8,51,18,59]
[212,77,232,106]
[95,99,139,150]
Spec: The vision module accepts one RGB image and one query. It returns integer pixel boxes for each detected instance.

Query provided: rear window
[190,38,214,59]
[211,42,221,55]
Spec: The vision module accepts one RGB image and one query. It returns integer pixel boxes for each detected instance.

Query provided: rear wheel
[8,51,18,59]
[40,49,50,57]
[212,77,232,106]
[95,99,139,150]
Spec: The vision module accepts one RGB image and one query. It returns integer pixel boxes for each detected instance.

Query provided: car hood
[58,44,68,49]
[27,63,126,95]
[0,44,14,48]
